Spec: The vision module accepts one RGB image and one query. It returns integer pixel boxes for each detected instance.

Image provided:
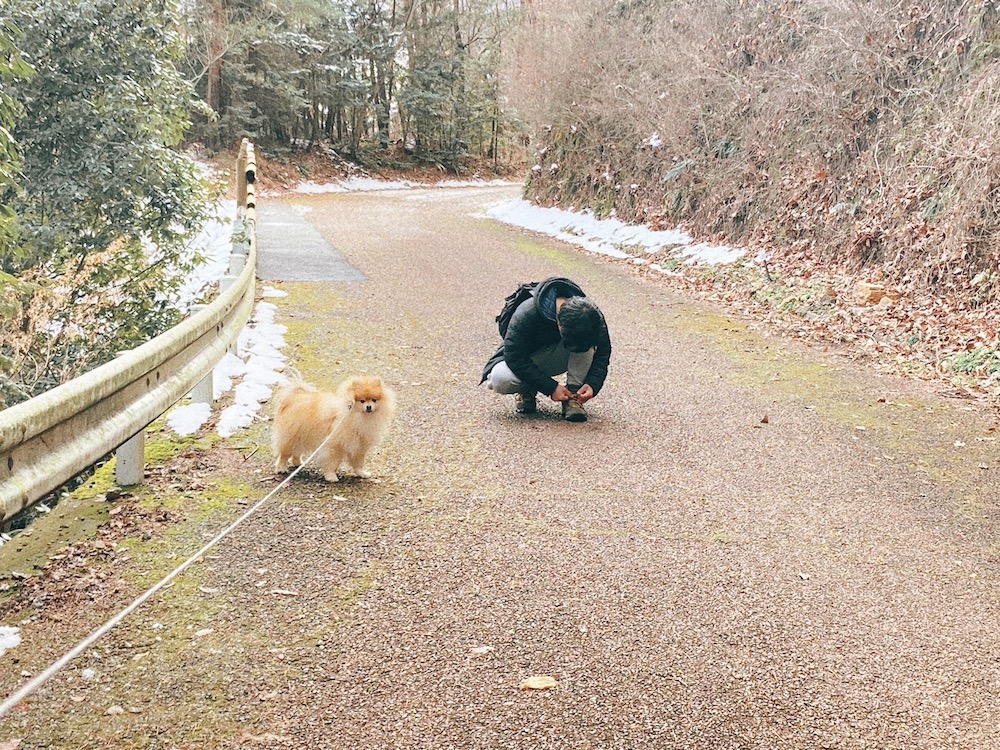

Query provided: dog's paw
[356,469,372,479]
[324,472,341,483]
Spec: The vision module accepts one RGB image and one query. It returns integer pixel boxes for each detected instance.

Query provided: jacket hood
[534,277,587,321]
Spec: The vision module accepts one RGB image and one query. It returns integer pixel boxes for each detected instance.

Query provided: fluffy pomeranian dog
[271,375,396,482]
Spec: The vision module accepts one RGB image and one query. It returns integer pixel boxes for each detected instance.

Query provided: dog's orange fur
[271,375,396,482]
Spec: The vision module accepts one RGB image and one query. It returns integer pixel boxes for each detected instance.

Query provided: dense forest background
[1,0,999,408]
[182,0,521,168]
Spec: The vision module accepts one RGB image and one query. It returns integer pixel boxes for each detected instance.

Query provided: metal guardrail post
[113,350,146,486]
[115,431,145,486]
[229,249,246,276]
[236,137,256,215]
[236,138,249,209]
[188,305,214,404]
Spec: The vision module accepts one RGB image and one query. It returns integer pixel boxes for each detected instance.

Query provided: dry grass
[508,0,1000,303]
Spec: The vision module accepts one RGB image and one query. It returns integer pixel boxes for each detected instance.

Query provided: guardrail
[0,139,259,524]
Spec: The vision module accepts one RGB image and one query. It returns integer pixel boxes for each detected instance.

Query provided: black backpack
[496,281,538,337]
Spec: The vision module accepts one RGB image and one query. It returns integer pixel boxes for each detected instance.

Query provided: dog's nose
[365,404,373,412]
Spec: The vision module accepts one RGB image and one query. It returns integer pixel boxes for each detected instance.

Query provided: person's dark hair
[558,296,602,352]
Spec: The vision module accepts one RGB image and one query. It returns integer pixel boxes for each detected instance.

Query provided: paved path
[256,201,366,282]
[4,184,999,748]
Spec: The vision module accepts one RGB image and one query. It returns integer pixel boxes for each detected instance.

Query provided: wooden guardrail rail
[0,140,259,524]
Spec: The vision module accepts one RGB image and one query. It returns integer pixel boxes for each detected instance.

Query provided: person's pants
[485,341,595,395]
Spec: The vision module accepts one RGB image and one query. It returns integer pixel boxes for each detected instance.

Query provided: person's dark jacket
[480,277,612,397]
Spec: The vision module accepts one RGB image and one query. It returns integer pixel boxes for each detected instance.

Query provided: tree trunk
[205,0,223,113]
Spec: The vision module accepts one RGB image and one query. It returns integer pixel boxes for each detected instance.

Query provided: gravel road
[2,185,999,749]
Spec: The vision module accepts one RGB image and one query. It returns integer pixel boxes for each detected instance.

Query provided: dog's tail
[271,372,316,417]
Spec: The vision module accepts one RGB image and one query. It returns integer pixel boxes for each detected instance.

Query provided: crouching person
[481,276,611,422]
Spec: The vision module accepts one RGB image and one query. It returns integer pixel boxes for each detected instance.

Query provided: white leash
[0,431,335,721]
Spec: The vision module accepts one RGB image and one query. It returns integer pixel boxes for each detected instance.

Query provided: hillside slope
[508,0,1000,398]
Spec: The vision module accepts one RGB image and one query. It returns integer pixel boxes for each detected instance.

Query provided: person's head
[557,296,602,352]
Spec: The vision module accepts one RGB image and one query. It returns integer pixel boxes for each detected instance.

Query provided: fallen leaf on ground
[470,645,495,655]
[520,675,558,690]
[193,628,214,638]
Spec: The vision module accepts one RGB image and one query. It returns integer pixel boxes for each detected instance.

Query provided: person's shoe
[514,390,537,414]
[562,395,587,422]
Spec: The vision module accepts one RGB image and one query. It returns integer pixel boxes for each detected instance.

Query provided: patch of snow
[0,627,20,658]
[171,199,239,311]
[215,299,288,439]
[213,352,249,401]
[682,242,744,265]
[297,176,415,193]
[483,198,745,268]
[294,176,517,194]
[166,292,287,440]
[166,402,212,437]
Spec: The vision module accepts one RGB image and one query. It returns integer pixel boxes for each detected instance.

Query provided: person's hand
[575,384,594,403]
[551,384,574,402]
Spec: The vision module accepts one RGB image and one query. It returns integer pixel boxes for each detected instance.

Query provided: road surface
[3,184,999,749]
